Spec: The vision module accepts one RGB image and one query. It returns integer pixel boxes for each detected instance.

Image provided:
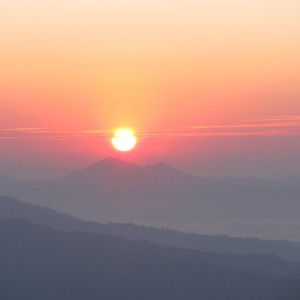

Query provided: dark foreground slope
[1,195,300,262]
[0,219,300,300]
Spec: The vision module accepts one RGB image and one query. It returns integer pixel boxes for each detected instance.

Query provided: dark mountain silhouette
[58,157,195,188]
[1,195,300,262]
[0,219,300,300]
[0,157,300,239]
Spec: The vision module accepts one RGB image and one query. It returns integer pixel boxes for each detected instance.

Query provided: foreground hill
[0,219,300,300]
[1,195,300,262]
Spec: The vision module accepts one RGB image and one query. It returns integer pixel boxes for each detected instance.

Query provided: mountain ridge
[1,195,300,262]
[1,218,300,300]
[0,158,300,240]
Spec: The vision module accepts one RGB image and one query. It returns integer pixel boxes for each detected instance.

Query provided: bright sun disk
[112,128,137,152]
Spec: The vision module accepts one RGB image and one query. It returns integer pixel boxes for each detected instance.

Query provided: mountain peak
[88,156,141,170]
[75,157,190,179]
[57,156,195,185]
[63,157,143,182]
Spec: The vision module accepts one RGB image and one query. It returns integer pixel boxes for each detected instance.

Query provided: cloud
[1,116,300,141]
[0,128,111,141]
[182,116,300,137]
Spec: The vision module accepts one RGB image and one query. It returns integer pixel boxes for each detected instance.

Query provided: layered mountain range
[0,157,300,240]
[0,196,300,300]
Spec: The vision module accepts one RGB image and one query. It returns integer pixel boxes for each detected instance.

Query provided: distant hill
[0,157,300,240]
[0,219,300,300]
[1,195,300,262]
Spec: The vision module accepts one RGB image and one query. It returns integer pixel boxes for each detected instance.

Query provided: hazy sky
[0,0,299,179]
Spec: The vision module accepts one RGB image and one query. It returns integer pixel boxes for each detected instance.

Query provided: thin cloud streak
[225,116,300,123]
[185,122,300,129]
[1,116,300,141]
[0,128,45,132]
[139,130,300,138]
[181,115,300,137]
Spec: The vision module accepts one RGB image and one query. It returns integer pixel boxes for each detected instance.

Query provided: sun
[111,128,137,152]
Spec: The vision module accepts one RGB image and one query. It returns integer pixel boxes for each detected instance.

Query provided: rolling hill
[1,219,300,300]
[1,195,300,262]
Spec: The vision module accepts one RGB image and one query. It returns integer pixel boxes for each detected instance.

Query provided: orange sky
[0,0,299,178]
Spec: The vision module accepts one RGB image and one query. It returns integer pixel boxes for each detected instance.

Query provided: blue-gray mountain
[0,157,299,240]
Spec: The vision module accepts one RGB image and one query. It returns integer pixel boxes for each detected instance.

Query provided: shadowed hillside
[0,219,300,300]
[1,195,300,263]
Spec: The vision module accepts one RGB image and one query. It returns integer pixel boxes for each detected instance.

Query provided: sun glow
[112,128,137,152]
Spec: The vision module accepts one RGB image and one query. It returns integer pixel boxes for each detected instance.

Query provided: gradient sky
[0,0,300,179]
